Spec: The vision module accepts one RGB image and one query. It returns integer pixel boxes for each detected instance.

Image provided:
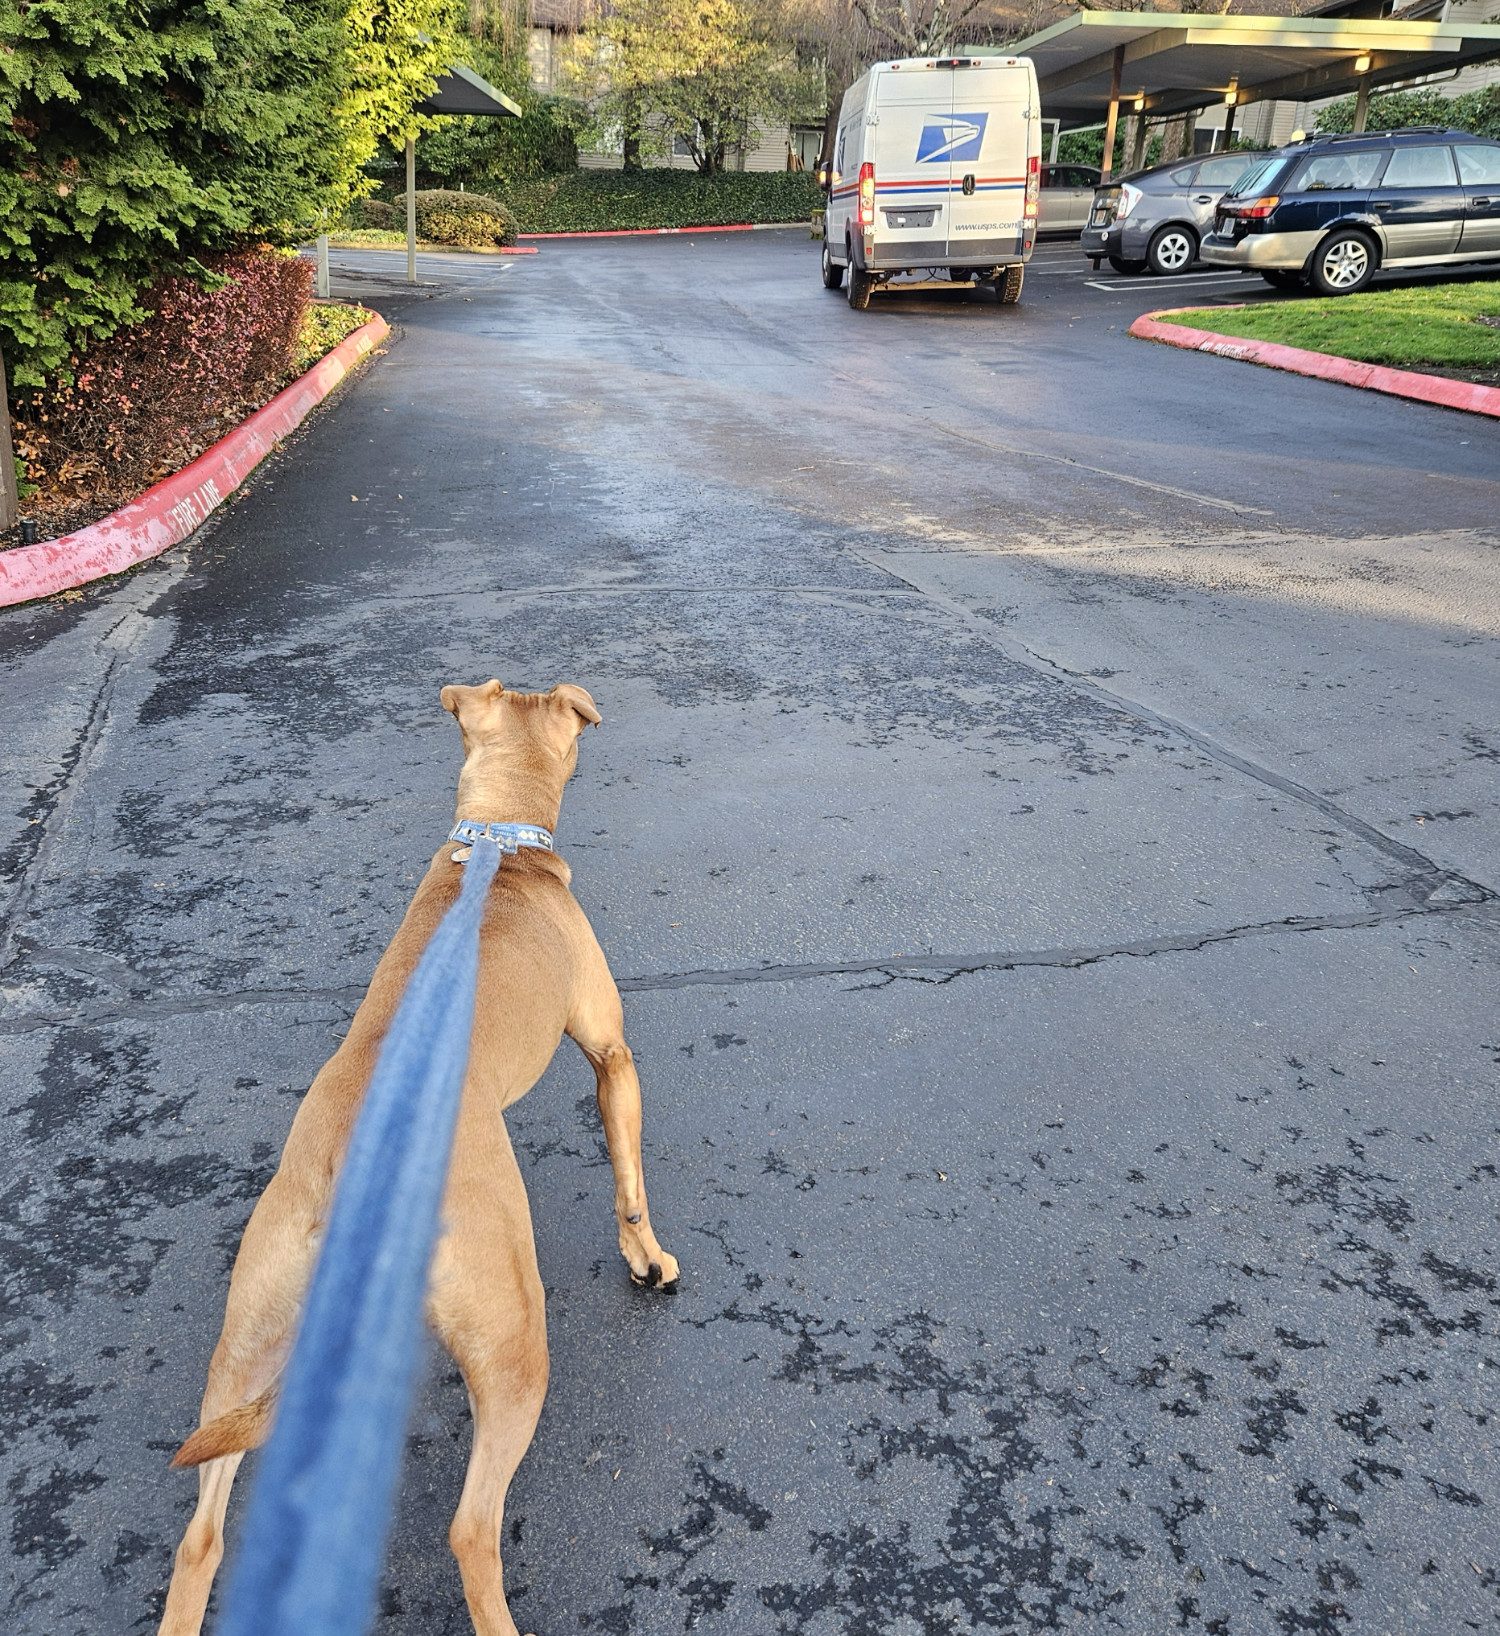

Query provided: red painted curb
[519,222,806,239]
[1130,308,1500,420]
[0,313,391,610]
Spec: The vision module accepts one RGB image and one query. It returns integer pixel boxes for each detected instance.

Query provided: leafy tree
[0,0,459,389]
[567,0,793,174]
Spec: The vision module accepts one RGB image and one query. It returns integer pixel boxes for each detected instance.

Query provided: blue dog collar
[448,820,555,863]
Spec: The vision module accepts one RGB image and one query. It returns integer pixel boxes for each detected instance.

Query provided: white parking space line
[1084,279,1263,295]
[926,420,1275,516]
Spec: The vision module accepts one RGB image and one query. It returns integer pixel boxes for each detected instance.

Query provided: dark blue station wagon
[1200,127,1500,294]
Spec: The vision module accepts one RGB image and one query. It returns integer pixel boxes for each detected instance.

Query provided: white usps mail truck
[822,55,1041,309]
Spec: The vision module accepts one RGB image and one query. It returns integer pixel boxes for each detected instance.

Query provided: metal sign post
[406,136,418,285]
[0,344,19,533]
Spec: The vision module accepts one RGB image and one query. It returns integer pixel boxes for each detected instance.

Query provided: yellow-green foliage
[292,302,374,375]
[1171,281,1500,369]
[403,190,518,246]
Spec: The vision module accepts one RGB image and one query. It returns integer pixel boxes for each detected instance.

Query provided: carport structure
[996,9,1500,177]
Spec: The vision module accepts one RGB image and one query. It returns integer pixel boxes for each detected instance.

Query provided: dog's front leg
[566,955,679,1288]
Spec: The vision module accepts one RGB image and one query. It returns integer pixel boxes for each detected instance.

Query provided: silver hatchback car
[1081,150,1268,276]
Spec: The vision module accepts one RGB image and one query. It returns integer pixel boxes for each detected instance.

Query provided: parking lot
[2,228,1497,1635]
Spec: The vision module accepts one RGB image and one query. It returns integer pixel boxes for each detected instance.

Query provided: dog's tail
[171,1384,278,1468]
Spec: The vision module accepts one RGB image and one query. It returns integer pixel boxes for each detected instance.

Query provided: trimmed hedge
[353,191,518,246]
[501,170,823,233]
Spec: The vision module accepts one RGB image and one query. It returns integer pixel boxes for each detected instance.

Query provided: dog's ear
[441,680,505,719]
[549,684,601,730]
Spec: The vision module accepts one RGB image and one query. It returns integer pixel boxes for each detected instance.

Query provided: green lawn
[1169,280,1500,369]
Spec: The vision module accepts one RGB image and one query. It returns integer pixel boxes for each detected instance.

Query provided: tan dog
[158,680,678,1636]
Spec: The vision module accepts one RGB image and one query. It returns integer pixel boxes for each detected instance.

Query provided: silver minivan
[1081,150,1267,275]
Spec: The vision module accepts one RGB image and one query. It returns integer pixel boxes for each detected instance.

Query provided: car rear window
[1381,145,1458,187]
[1224,158,1288,199]
[1195,154,1261,188]
[1291,150,1384,191]
[1457,144,1500,184]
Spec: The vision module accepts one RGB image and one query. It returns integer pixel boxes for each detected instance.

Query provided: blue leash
[218,827,538,1636]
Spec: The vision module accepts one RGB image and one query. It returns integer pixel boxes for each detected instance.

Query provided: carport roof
[980,9,1500,123]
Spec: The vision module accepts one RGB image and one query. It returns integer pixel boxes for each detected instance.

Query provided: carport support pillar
[406,135,417,285]
[1352,75,1371,134]
[1130,115,1149,172]
[1099,46,1124,181]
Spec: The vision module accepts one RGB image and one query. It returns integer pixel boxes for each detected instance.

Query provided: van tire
[821,242,844,289]
[1309,229,1376,296]
[847,265,874,309]
[996,264,1024,305]
[1147,224,1197,276]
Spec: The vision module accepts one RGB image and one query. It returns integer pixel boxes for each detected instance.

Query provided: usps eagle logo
[916,113,988,163]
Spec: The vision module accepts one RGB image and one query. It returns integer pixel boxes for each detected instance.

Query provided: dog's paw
[628,1252,680,1290]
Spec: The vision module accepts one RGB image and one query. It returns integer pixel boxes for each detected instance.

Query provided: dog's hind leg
[156,1452,244,1636]
[566,946,679,1288]
[430,1103,550,1636]
[158,1166,327,1633]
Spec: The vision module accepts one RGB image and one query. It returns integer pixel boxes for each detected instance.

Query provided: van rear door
[944,61,1030,262]
[870,64,952,266]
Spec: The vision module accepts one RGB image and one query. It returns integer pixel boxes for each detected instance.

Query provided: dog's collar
[448,819,555,864]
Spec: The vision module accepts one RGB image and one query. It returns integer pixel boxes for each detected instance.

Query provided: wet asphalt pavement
[2,230,1499,1636]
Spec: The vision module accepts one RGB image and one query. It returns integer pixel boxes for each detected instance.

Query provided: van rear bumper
[861,236,1029,270]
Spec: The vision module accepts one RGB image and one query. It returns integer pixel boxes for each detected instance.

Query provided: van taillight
[858,163,875,229]
[1024,155,1040,219]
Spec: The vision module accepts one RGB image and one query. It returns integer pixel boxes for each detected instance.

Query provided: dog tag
[451,845,474,863]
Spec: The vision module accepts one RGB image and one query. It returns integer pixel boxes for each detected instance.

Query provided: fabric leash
[219,832,507,1636]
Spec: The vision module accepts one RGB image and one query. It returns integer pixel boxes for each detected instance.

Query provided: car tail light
[1024,155,1040,220]
[1239,194,1280,219]
[858,162,875,229]
[1115,182,1143,220]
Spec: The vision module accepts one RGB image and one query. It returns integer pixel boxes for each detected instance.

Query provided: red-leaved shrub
[14,249,313,499]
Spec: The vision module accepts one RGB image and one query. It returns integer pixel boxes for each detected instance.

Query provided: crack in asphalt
[4,896,1488,1030]
[0,654,122,975]
[616,898,1488,993]
[333,581,929,605]
[858,549,1497,905]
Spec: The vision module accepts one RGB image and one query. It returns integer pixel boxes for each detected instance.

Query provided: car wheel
[1261,269,1303,290]
[1107,255,1148,276]
[1309,230,1376,296]
[995,264,1024,305]
[847,263,873,310]
[821,241,843,290]
[1146,224,1197,276]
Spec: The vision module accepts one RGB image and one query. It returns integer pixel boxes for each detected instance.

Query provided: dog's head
[441,680,602,820]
